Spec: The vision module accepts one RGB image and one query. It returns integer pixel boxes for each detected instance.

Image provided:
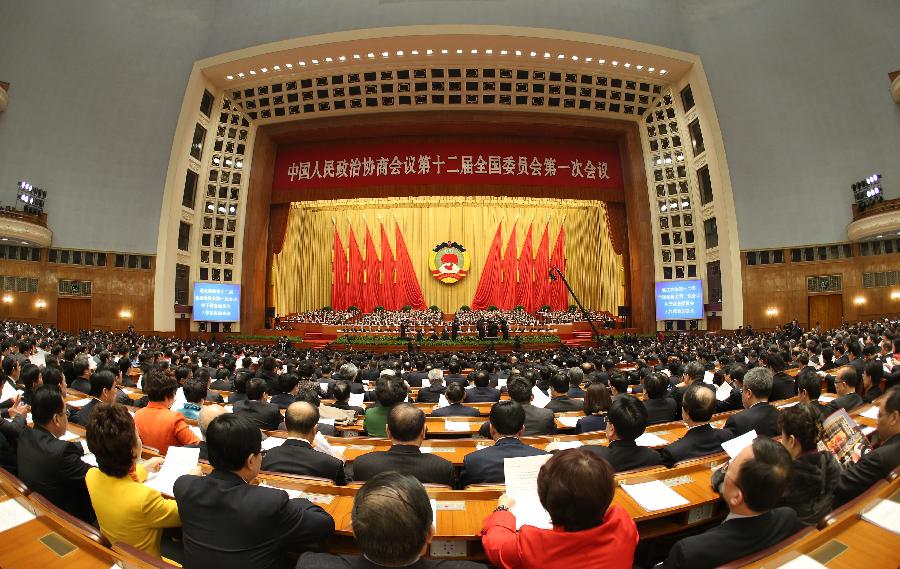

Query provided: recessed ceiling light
[598,59,606,64]
[529,51,537,57]
[647,67,654,72]
[585,57,592,62]
[311,59,319,64]
[456,49,463,54]
[411,50,418,55]
[367,53,375,59]
[660,69,667,74]
[237,72,244,77]
[500,50,508,55]
[471,49,478,54]
[544,52,551,58]
[636,65,643,70]
[623,63,631,68]
[226,75,234,80]
[557,54,565,59]
[260,67,268,72]
[485,49,493,54]
[426,49,433,55]
[249,70,256,75]
[611,60,619,66]
[273,65,280,71]
[396,50,403,56]
[571,55,578,61]
[285,63,293,68]
[353,54,360,60]
[441,49,448,54]
[381,52,389,58]
[515,50,522,56]
[338,56,346,61]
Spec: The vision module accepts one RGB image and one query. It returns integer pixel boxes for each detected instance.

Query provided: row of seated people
[452,309,543,327]
[3,371,897,569]
[278,310,356,325]
[536,308,617,325]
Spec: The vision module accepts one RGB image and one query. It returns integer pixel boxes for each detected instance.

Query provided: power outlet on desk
[686,503,714,525]
[430,540,467,558]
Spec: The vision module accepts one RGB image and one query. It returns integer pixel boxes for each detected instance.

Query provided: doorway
[56,298,92,333]
[808,294,843,330]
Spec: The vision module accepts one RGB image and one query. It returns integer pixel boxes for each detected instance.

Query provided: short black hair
[175,366,192,383]
[796,367,821,400]
[682,383,716,422]
[387,403,425,442]
[550,373,568,394]
[644,373,667,399]
[729,363,746,384]
[20,363,41,391]
[144,370,178,401]
[31,385,64,425]
[490,401,525,436]
[473,370,490,388]
[183,378,207,404]
[295,386,321,406]
[609,374,628,395]
[445,382,465,404]
[375,376,407,407]
[278,373,300,395]
[737,437,793,512]
[246,378,268,400]
[73,359,90,378]
[778,403,822,451]
[884,386,900,416]
[864,360,883,384]
[206,413,262,471]
[1,355,17,376]
[583,383,611,415]
[607,395,648,441]
[352,472,433,565]
[332,381,351,402]
[89,369,116,397]
[41,366,64,389]
[506,377,532,404]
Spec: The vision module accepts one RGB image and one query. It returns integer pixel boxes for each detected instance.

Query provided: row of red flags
[330,221,566,313]
[331,223,426,312]
[470,222,567,312]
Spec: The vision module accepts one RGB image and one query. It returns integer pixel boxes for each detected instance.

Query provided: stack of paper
[634,432,669,447]
[144,446,200,496]
[715,382,733,402]
[860,406,880,420]
[546,440,583,451]
[0,499,36,533]
[504,454,553,529]
[721,429,757,459]
[444,421,471,432]
[556,416,579,428]
[620,480,689,512]
[861,499,900,534]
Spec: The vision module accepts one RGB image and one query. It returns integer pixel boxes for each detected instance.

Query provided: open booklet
[820,409,872,467]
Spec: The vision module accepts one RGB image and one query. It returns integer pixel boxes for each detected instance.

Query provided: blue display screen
[192,283,241,322]
[655,280,704,320]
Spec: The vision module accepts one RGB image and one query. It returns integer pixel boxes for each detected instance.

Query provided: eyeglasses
[256,449,268,457]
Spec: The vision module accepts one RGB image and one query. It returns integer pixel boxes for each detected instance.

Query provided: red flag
[394,222,426,309]
[331,226,348,310]
[347,226,363,310]
[471,222,503,310]
[549,225,567,310]
[533,223,551,311]
[380,223,397,310]
[515,223,535,312]
[362,226,379,313]
[500,223,518,310]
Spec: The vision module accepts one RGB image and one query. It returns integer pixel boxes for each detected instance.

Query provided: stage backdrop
[272,196,623,315]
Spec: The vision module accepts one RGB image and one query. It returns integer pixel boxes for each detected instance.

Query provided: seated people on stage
[776,403,840,524]
[298,472,487,569]
[432,382,481,418]
[69,358,92,395]
[644,372,679,423]
[72,369,118,426]
[261,402,347,485]
[761,352,796,402]
[329,381,364,415]
[465,371,501,403]
[270,374,300,410]
[724,367,781,437]
[544,372,583,413]
[188,404,227,461]
[175,414,334,569]
[826,366,864,414]
[481,448,638,569]
[584,395,663,472]
[364,375,409,437]
[716,364,746,413]
[416,368,447,403]
[233,378,282,431]
[176,378,206,421]
[133,370,200,454]
[796,367,832,418]
[662,437,803,569]
[566,367,585,398]
[862,360,884,403]
[354,404,454,486]
[85,403,180,558]
[17,385,93,523]
[460,401,548,486]
[576,383,612,434]
[658,383,734,467]
[833,386,900,507]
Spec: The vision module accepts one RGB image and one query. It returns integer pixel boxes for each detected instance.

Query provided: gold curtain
[273,196,624,314]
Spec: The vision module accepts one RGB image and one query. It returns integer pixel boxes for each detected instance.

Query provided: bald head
[285,401,319,437]
[836,366,858,394]
[386,403,426,444]
[682,383,717,423]
[198,404,227,439]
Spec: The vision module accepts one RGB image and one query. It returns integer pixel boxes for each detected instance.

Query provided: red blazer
[482,505,638,569]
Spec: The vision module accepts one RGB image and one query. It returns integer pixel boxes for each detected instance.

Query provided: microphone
[548,268,558,281]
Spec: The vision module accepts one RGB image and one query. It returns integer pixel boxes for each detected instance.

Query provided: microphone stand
[549,267,601,347]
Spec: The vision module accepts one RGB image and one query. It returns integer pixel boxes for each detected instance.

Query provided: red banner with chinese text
[273,138,623,193]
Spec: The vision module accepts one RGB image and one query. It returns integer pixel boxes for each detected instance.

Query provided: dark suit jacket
[71,398,99,427]
[826,392,864,414]
[205,390,225,403]
[444,374,468,386]
[0,415,25,475]
[645,397,679,424]
[416,385,446,403]
[174,469,335,569]
[662,507,804,569]
[459,438,548,486]
[69,377,91,395]
[209,379,234,391]
[863,386,883,404]
[658,423,734,467]
[770,372,796,402]
[297,552,486,569]
[833,434,900,507]
[575,414,607,434]
[261,439,347,485]
[61,360,76,385]
[352,444,454,486]
[724,402,781,437]
[431,404,480,418]
[233,399,282,431]
[16,425,94,523]
[465,386,501,403]
[522,404,556,436]
[716,387,743,413]
[405,371,429,388]
[544,395,582,413]
[566,387,586,399]
[269,393,296,410]
[584,439,663,472]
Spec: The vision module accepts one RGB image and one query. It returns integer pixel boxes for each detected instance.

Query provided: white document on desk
[715,382,733,401]
[68,397,92,408]
[261,436,287,451]
[531,386,551,408]
[703,371,715,384]
[620,480,689,512]
[556,416,579,428]
[634,432,669,447]
[444,420,471,432]
[0,498,36,533]
[721,429,757,459]
[861,498,900,534]
[348,393,365,407]
[144,446,200,496]
[860,406,880,420]
[775,554,828,568]
[60,430,80,441]
[504,454,553,529]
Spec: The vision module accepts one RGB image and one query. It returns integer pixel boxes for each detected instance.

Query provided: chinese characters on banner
[193,284,240,321]
[272,139,623,192]
[655,280,704,320]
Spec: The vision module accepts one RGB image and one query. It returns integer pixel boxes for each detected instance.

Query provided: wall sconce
[119,309,133,319]
[34,299,47,309]
[765,307,779,317]
[1,294,12,304]
[853,296,866,306]
[891,290,900,300]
